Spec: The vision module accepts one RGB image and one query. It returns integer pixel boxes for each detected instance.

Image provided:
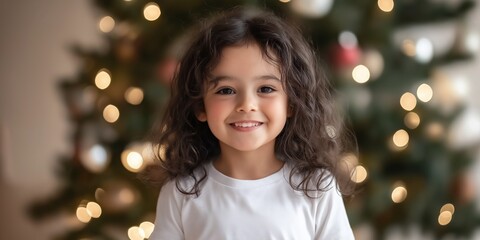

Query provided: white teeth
[234,122,260,128]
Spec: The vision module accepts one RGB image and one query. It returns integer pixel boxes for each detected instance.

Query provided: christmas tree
[29,0,480,239]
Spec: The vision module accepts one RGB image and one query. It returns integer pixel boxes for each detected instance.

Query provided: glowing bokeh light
[76,207,91,223]
[391,184,407,203]
[143,2,161,21]
[99,16,115,33]
[393,129,409,148]
[140,221,155,238]
[438,211,452,226]
[440,203,455,215]
[103,104,120,123]
[378,0,394,12]
[404,112,420,129]
[352,65,371,83]
[86,202,102,218]
[400,92,417,111]
[125,87,144,105]
[417,83,433,102]
[95,69,111,90]
[351,165,368,183]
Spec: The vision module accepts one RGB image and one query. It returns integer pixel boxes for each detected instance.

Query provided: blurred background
[1,0,480,239]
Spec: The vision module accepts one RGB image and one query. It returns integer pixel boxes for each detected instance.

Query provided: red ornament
[329,44,362,69]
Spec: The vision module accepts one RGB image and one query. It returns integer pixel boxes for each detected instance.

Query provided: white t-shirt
[150,162,354,240]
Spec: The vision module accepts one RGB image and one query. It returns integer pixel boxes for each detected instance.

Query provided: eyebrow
[208,74,281,83]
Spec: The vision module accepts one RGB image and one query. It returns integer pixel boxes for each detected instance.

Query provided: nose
[236,92,258,112]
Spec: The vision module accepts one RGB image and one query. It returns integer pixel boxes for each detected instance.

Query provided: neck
[213,142,284,180]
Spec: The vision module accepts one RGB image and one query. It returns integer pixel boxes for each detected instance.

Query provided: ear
[196,111,207,122]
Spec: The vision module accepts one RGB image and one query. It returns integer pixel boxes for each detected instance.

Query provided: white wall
[0,1,479,239]
[0,1,101,239]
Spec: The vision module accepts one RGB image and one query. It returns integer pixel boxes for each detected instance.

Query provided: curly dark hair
[145,7,356,197]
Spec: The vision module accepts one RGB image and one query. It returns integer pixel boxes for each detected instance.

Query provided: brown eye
[258,86,275,93]
[216,88,235,95]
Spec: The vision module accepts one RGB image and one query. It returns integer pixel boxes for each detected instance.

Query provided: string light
[438,203,455,226]
[351,165,368,183]
[95,69,111,90]
[76,206,91,223]
[128,221,155,240]
[99,16,115,33]
[404,112,420,129]
[128,226,145,240]
[438,211,452,226]
[144,2,161,21]
[416,83,433,102]
[103,104,120,123]
[400,92,417,111]
[125,87,144,105]
[440,203,455,215]
[352,65,371,83]
[86,202,102,218]
[121,149,144,172]
[392,129,409,148]
[127,152,143,170]
[139,221,155,238]
[391,182,407,203]
[378,0,394,12]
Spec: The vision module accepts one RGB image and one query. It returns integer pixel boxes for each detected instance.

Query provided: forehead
[211,43,280,77]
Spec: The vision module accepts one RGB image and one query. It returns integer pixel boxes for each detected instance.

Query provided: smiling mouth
[231,122,263,128]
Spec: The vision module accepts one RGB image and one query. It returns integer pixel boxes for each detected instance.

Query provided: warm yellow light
[140,221,155,238]
[86,202,102,218]
[378,0,394,12]
[417,83,433,102]
[144,2,161,21]
[103,104,120,123]
[351,165,368,183]
[352,65,371,83]
[400,92,417,111]
[392,129,409,148]
[391,184,407,203]
[127,152,144,170]
[279,0,290,2]
[440,203,455,215]
[125,87,144,105]
[122,149,144,172]
[76,207,91,223]
[404,112,420,129]
[95,69,111,90]
[128,226,145,240]
[438,211,452,226]
[99,16,115,33]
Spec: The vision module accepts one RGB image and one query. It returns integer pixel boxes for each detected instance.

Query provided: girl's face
[197,44,289,154]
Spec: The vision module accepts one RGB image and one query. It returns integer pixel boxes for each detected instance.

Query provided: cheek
[204,100,231,119]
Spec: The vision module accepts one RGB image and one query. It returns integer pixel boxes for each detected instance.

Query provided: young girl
[147,7,355,240]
